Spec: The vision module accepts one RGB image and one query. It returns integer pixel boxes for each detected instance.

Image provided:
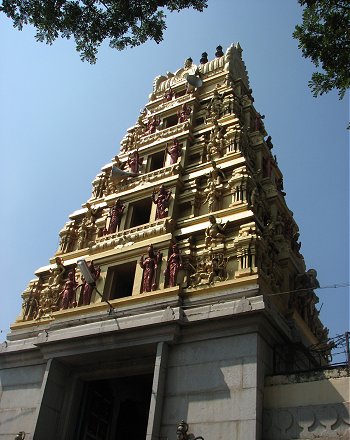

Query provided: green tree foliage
[293,0,350,99]
[0,0,207,63]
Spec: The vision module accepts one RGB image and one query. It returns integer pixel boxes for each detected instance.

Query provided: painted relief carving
[205,215,228,248]
[93,218,174,252]
[139,244,162,292]
[164,243,182,288]
[35,285,59,319]
[152,185,172,220]
[166,138,182,165]
[189,250,229,287]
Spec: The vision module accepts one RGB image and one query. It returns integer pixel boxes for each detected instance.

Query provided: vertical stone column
[146,342,169,440]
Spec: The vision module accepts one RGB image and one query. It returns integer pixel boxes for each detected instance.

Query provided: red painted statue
[108,199,125,234]
[164,87,175,102]
[164,243,182,287]
[139,245,161,292]
[177,103,192,123]
[78,261,101,306]
[146,116,160,134]
[166,138,182,165]
[128,149,142,174]
[59,271,76,310]
[152,185,172,220]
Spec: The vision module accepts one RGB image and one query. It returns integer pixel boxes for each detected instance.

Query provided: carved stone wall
[263,367,350,440]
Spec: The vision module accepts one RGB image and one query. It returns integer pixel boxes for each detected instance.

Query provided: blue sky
[1,1,348,359]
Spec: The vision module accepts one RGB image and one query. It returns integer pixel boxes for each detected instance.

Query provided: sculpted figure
[139,245,161,292]
[23,282,41,320]
[183,57,201,94]
[128,149,142,174]
[205,215,228,248]
[176,421,189,440]
[59,224,75,253]
[152,185,172,220]
[36,286,59,319]
[49,257,65,287]
[77,218,88,249]
[207,88,224,120]
[207,120,226,160]
[107,199,125,234]
[295,269,320,291]
[146,115,160,134]
[78,261,101,306]
[184,57,193,70]
[208,160,225,185]
[85,202,101,226]
[265,135,273,149]
[166,138,182,165]
[164,243,182,287]
[59,271,77,310]
[120,130,136,153]
[254,112,265,132]
[92,171,108,198]
[203,179,222,213]
[164,86,175,101]
[177,103,192,123]
[189,251,228,287]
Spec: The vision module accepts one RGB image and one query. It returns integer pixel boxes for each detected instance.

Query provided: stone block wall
[159,332,266,440]
[0,360,47,440]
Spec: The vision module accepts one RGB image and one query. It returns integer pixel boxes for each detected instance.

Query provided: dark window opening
[175,89,186,98]
[178,201,192,218]
[148,150,165,172]
[163,113,178,128]
[187,153,201,166]
[76,375,153,440]
[195,117,205,126]
[104,262,136,300]
[130,198,152,228]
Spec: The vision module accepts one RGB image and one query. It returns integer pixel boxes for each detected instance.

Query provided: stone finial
[215,45,224,57]
[200,52,208,64]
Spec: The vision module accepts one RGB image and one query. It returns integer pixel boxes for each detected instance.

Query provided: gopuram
[0,44,344,440]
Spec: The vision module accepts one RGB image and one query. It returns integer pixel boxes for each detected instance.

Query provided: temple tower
[0,44,330,440]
